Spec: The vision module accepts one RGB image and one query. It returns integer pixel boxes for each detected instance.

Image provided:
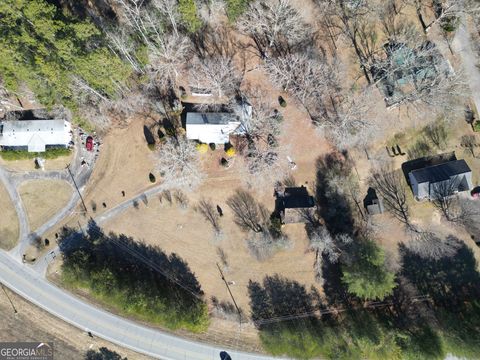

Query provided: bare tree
[189,56,243,98]
[196,199,222,234]
[316,0,376,83]
[243,144,289,188]
[147,34,191,91]
[420,0,480,33]
[232,90,288,187]
[0,83,24,111]
[156,136,205,190]
[308,227,352,283]
[152,0,181,35]
[263,52,339,110]
[235,91,282,142]
[373,41,468,114]
[370,165,411,225]
[173,189,189,208]
[105,28,144,73]
[316,87,384,150]
[226,189,268,233]
[430,176,464,221]
[423,120,448,149]
[461,134,477,158]
[405,229,461,259]
[246,230,290,260]
[237,0,311,57]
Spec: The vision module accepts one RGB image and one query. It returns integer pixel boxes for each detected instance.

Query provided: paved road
[0,251,283,360]
[453,19,480,113]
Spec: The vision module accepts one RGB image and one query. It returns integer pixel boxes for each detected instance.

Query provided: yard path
[4,131,96,261]
[33,179,173,274]
[453,18,480,114]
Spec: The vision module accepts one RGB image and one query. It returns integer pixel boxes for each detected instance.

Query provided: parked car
[86,136,94,151]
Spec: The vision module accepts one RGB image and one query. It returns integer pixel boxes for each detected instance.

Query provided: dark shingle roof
[282,187,315,209]
[410,159,471,184]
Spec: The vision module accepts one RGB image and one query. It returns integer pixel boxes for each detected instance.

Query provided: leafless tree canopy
[226,189,268,233]
[237,0,311,57]
[264,52,339,109]
[370,165,410,225]
[189,56,243,98]
[147,34,191,91]
[196,199,222,234]
[156,136,205,190]
[430,176,466,222]
[405,230,461,260]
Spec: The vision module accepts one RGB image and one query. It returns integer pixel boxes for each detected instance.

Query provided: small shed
[364,187,385,215]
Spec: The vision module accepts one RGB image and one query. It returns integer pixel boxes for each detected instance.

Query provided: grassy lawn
[0,148,71,161]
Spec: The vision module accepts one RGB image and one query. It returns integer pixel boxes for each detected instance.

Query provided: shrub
[473,121,480,132]
[209,143,216,151]
[440,15,459,33]
[147,143,156,151]
[220,157,229,167]
[149,173,156,183]
[225,147,236,157]
[196,143,209,153]
[0,148,71,161]
[178,0,202,33]
[278,96,287,107]
[225,0,251,21]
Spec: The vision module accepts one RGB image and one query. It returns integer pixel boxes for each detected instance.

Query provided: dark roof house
[275,186,315,224]
[408,159,473,200]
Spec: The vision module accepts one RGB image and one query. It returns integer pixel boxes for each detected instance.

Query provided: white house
[0,119,72,152]
[185,113,241,144]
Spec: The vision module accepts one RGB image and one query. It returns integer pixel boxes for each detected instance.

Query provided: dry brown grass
[19,179,73,231]
[0,181,19,250]
[82,119,157,216]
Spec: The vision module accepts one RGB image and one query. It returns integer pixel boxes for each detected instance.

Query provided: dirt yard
[0,286,152,360]
[97,92,329,313]
[0,182,19,250]
[19,179,73,231]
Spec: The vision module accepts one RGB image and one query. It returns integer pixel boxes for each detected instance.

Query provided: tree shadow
[315,152,355,235]
[50,0,117,22]
[191,25,238,59]
[143,125,155,145]
[321,256,355,308]
[58,221,207,328]
[400,241,480,354]
[248,274,317,324]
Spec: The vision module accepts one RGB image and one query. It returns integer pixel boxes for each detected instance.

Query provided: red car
[86,136,94,151]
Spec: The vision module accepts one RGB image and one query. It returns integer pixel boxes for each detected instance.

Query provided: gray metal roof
[186,112,236,125]
[409,159,471,184]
